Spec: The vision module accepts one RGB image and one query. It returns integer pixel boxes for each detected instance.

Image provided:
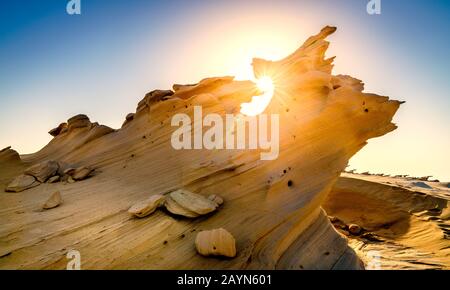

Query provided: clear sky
[0,0,449,180]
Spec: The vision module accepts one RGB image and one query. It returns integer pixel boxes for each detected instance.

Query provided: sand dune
[325,173,450,269]
[0,27,437,270]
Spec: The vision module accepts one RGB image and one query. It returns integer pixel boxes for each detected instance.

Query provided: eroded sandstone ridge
[0,27,402,269]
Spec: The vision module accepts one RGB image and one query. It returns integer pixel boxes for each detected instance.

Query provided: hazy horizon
[1,0,449,180]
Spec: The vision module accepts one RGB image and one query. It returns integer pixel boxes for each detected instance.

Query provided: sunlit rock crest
[0,27,401,269]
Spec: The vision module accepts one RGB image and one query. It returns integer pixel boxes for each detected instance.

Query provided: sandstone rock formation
[67,114,91,131]
[136,89,174,117]
[0,27,406,269]
[0,147,20,163]
[1,146,11,153]
[27,114,115,163]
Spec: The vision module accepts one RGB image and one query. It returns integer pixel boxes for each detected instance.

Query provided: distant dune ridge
[1,26,446,270]
[327,173,449,269]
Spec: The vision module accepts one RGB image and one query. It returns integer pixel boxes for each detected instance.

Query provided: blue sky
[0,0,449,180]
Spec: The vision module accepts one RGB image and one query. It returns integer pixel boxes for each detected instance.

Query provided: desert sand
[0,26,448,269]
[326,172,449,269]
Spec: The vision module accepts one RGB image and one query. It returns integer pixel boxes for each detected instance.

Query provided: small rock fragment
[24,160,59,182]
[43,191,62,209]
[63,167,76,176]
[164,196,199,218]
[122,113,135,127]
[60,174,69,182]
[208,194,224,206]
[195,228,236,258]
[330,217,346,229]
[5,174,40,192]
[56,161,71,176]
[348,224,362,235]
[170,189,218,215]
[128,194,165,218]
[329,216,339,223]
[125,113,135,121]
[48,123,68,137]
[339,230,350,236]
[47,175,60,183]
[361,232,383,242]
[72,166,94,181]
[67,176,76,184]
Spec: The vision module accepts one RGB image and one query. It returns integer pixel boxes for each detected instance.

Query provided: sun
[240,76,275,116]
[256,76,274,94]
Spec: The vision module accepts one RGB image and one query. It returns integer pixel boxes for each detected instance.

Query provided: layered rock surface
[0,27,405,269]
